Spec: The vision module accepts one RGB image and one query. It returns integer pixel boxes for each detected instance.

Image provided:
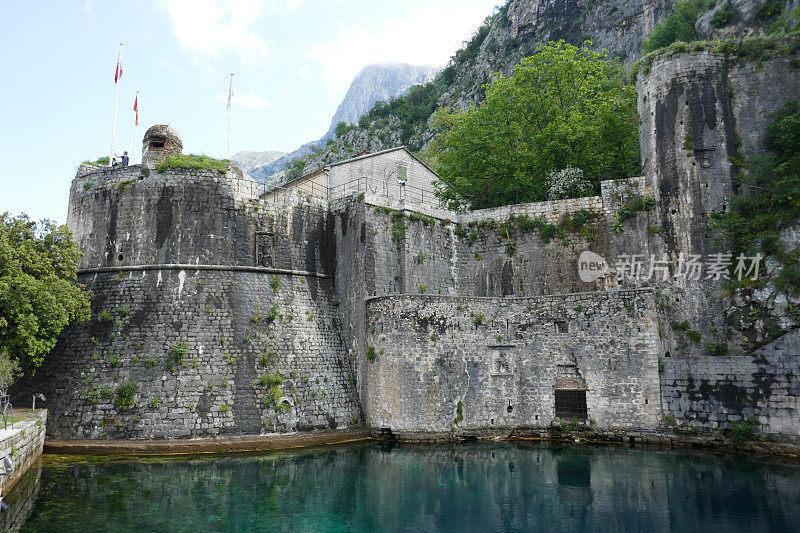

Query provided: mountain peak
[324,63,439,138]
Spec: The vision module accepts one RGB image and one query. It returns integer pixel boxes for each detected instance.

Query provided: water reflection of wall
[10,444,800,531]
[0,460,41,533]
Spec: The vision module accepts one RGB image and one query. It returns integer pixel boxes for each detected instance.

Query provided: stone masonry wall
[332,193,613,301]
[362,290,663,434]
[637,49,800,357]
[0,410,47,495]
[15,269,359,439]
[327,148,438,202]
[13,165,360,439]
[661,329,800,435]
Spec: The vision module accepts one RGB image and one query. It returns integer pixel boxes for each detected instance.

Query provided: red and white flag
[114,52,123,83]
[133,94,138,125]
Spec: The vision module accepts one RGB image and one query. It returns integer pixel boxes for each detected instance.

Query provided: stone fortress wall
[14,48,800,441]
[635,48,800,434]
[363,291,663,434]
[15,163,360,439]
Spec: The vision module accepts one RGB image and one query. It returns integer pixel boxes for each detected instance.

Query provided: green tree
[0,214,91,374]
[334,121,349,138]
[431,41,640,209]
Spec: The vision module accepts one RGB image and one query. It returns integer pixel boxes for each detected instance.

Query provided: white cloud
[217,92,271,110]
[275,0,304,12]
[162,0,271,66]
[306,1,499,100]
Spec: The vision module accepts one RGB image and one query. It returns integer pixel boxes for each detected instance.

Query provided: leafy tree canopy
[430,41,640,209]
[0,214,91,374]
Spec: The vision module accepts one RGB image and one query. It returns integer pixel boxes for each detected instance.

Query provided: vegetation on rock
[82,156,110,166]
[642,1,715,54]
[712,100,800,295]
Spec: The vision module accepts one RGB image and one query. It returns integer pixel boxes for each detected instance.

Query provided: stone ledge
[77,264,331,278]
[371,427,800,457]
[365,287,654,303]
[44,427,370,455]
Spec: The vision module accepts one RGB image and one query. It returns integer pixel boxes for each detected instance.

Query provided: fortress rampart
[13,47,800,442]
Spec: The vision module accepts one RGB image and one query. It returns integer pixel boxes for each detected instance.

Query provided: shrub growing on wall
[642,1,715,53]
[712,101,800,295]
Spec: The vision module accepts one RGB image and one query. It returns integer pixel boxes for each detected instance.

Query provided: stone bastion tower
[15,126,360,439]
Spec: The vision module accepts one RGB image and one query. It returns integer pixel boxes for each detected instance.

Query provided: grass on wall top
[155,154,230,174]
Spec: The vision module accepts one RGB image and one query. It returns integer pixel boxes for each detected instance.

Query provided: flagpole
[227,73,233,159]
[133,92,139,164]
[109,43,122,167]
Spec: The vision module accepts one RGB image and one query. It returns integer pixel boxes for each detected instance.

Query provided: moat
[5,442,800,532]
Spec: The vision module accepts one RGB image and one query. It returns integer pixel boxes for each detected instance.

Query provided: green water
[4,442,800,532]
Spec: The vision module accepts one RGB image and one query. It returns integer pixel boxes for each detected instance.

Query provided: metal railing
[263,179,328,205]
[328,176,445,209]
[0,394,12,430]
[242,164,640,212]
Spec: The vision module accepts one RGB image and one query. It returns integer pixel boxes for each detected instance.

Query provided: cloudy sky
[0,0,500,223]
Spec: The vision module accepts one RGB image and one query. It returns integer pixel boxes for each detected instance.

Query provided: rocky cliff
[243,63,437,183]
[232,150,287,176]
[282,0,798,179]
[324,63,438,138]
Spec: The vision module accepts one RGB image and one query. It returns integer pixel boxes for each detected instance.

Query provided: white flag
[227,76,234,110]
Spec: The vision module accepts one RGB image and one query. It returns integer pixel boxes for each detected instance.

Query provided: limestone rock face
[244,63,436,183]
[324,63,438,138]
[231,150,288,175]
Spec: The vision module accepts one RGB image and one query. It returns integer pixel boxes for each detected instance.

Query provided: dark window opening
[555,389,587,419]
[150,140,165,149]
[117,253,124,261]
[555,320,569,333]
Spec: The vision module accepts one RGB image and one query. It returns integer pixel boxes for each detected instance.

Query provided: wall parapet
[462,195,606,225]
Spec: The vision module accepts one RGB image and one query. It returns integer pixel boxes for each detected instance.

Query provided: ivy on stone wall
[712,100,800,297]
